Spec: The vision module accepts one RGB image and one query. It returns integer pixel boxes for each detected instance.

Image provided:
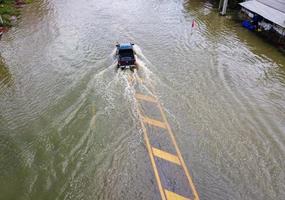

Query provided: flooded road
[0,0,285,199]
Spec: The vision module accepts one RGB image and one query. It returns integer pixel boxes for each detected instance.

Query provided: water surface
[0,0,284,199]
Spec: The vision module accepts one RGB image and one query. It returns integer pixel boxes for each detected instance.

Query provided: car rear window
[119,49,134,57]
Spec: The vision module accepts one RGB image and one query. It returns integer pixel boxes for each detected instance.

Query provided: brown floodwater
[0,0,284,199]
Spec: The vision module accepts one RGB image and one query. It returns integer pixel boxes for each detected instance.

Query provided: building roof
[240,0,285,28]
[257,0,285,13]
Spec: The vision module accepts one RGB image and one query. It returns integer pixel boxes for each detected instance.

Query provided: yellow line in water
[135,93,157,103]
[152,147,181,165]
[92,102,96,115]
[165,190,191,200]
[157,102,200,200]
[130,73,200,200]
[142,116,167,129]
[128,75,166,200]
[128,75,134,84]
[137,76,144,83]
[91,102,96,129]
[138,106,167,200]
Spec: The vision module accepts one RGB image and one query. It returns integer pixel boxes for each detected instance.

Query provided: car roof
[117,43,133,50]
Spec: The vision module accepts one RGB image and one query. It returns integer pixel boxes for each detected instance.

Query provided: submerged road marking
[139,111,167,200]
[91,102,96,129]
[135,93,157,103]
[142,116,167,129]
[128,72,199,200]
[157,101,200,200]
[152,147,181,165]
[165,190,191,200]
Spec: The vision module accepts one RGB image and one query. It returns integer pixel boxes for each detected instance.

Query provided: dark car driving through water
[116,43,137,70]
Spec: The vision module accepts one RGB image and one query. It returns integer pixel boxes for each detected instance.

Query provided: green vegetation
[0,0,19,27]
[0,0,31,27]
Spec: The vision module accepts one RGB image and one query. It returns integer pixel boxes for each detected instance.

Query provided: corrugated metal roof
[257,0,285,13]
[240,0,285,28]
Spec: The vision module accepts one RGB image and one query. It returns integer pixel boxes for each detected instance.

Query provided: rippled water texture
[0,0,285,199]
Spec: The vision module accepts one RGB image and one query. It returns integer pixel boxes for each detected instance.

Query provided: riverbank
[0,0,31,36]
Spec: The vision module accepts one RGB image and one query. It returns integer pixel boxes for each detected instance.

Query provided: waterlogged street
[0,0,285,199]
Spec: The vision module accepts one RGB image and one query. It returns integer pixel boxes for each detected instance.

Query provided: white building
[240,0,285,37]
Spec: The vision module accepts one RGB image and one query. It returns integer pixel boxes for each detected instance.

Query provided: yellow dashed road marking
[165,190,191,200]
[91,102,96,129]
[128,73,200,200]
[157,102,200,200]
[152,147,181,165]
[135,93,157,103]
[139,114,167,200]
[142,116,167,129]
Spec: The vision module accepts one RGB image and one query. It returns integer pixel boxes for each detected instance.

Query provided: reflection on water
[0,0,284,200]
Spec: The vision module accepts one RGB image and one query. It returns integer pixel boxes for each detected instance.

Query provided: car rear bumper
[117,62,137,70]
[118,61,136,66]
